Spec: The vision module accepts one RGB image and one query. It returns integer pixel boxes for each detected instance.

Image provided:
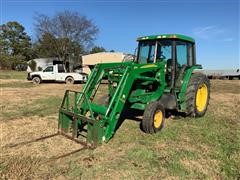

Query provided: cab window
[156,40,172,61]
[176,41,195,66]
[187,43,194,66]
[138,41,156,64]
[58,64,65,73]
[44,66,53,72]
[176,41,187,66]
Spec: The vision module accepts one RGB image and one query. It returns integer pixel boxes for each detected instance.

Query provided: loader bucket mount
[58,63,132,146]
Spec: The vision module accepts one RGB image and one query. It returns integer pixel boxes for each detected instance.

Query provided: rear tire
[66,77,74,84]
[185,73,210,117]
[141,101,165,133]
[32,76,41,84]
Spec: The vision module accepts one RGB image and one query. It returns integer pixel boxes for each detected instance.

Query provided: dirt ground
[0,79,239,179]
[0,80,86,178]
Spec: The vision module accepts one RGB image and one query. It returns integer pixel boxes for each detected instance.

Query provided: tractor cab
[136,34,197,88]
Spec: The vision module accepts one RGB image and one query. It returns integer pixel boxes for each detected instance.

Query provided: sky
[0,0,239,69]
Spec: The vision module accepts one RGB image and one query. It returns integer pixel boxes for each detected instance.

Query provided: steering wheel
[160,54,166,59]
[156,54,166,62]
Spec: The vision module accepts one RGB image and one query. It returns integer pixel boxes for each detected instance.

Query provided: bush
[15,62,28,71]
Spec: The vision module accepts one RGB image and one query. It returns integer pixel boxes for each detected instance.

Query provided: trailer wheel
[141,101,165,133]
[32,76,41,84]
[185,73,210,117]
[66,76,74,84]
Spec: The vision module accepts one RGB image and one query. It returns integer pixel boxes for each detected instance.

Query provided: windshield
[137,41,156,64]
[137,40,173,64]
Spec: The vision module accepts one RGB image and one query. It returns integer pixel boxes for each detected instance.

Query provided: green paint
[59,62,167,144]
[137,34,195,43]
[58,34,206,145]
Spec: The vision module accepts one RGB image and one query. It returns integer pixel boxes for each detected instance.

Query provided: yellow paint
[196,83,208,112]
[140,64,157,69]
[154,110,163,128]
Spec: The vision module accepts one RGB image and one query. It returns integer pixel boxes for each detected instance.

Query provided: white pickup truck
[27,64,88,84]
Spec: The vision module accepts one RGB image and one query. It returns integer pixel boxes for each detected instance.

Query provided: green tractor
[58,34,210,146]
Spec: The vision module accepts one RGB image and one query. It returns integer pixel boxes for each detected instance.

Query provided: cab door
[174,41,194,88]
[42,66,55,80]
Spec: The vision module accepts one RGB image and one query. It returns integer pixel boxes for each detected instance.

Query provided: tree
[0,21,32,70]
[34,11,99,62]
[33,32,60,58]
[28,59,37,71]
[90,46,106,54]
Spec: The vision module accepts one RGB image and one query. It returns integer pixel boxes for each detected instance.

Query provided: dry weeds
[0,81,86,178]
[0,116,85,179]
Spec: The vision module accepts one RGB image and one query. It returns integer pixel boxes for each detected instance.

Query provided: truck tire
[66,76,74,84]
[185,73,210,117]
[141,101,165,133]
[32,76,41,84]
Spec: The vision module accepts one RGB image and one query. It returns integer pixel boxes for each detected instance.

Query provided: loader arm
[59,61,166,146]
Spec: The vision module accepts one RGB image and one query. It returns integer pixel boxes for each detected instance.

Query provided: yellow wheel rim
[154,111,163,128]
[196,83,208,112]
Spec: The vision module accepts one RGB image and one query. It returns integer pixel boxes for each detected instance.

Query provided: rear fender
[178,65,202,111]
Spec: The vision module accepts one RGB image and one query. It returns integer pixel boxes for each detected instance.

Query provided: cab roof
[137,34,195,43]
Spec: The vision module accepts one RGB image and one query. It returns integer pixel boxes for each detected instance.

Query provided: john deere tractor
[58,34,210,146]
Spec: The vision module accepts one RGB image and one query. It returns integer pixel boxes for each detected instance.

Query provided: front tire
[65,77,74,84]
[141,101,165,133]
[32,76,41,84]
[185,73,210,117]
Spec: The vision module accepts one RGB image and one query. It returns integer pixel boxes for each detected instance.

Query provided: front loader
[58,34,210,146]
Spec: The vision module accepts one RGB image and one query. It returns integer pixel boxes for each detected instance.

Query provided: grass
[1,96,62,120]
[0,79,239,179]
[0,70,27,80]
[211,79,240,94]
[0,81,34,88]
[0,156,42,179]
